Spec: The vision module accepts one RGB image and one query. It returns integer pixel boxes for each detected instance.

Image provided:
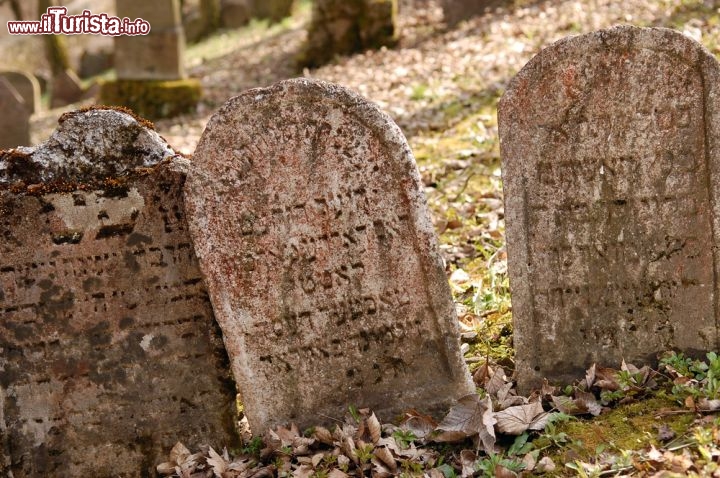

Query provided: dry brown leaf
[327,469,349,478]
[156,462,177,475]
[170,442,192,465]
[535,456,556,473]
[367,413,382,444]
[292,464,314,478]
[313,426,334,445]
[485,367,507,396]
[495,401,545,435]
[594,366,620,391]
[207,446,228,476]
[585,363,596,389]
[521,452,537,472]
[434,394,496,452]
[494,464,517,478]
[460,449,477,478]
[400,411,437,440]
[311,453,325,468]
[698,397,720,411]
[373,446,398,473]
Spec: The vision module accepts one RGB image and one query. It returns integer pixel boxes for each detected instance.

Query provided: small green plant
[393,429,417,449]
[475,453,525,477]
[241,436,264,456]
[356,443,374,464]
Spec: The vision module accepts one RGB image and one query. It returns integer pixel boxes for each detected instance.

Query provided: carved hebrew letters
[499,26,720,391]
[186,78,474,433]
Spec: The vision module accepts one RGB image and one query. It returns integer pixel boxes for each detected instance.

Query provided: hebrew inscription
[0,112,237,477]
[499,26,720,391]
[185,78,474,433]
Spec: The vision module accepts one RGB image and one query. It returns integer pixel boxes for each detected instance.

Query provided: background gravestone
[0,109,237,477]
[115,0,185,80]
[0,77,30,149]
[185,78,474,433]
[0,70,40,114]
[499,26,720,392]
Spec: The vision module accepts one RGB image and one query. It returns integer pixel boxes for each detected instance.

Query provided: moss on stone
[98,79,202,120]
[536,396,696,464]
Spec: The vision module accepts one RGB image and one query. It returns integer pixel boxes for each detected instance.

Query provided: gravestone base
[99,79,202,119]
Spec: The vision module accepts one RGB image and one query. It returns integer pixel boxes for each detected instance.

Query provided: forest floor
[26,0,720,475]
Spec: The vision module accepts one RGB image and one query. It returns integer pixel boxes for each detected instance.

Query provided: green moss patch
[99,79,202,120]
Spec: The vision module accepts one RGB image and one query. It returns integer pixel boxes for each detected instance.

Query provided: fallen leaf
[495,401,545,435]
[434,395,496,452]
[698,398,720,411]
[373,446,397,473]
[657,424,675,442]
[367,413,382,444]
[535,456,556,473]
[459,449,477,478]
[207,446,228,476]
[292,464,314,478]
[327,470,349,478]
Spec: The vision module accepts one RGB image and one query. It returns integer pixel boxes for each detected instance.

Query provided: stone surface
[0,70,41,114]
[0,108,174,185]
[0,110,238,477]
[221,0,251,28]
[299,0,397,68]
[115,0,186,80]
[440,0,507,26]
[50,68,84,108]
[498,26,720,391]
[79,49,113,79]
[185,78,474,433]
[0,78,30,149]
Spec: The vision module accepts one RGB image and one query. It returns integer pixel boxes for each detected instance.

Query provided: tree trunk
[37,0,71,75]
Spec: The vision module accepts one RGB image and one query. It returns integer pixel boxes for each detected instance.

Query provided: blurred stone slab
[221,0,250,28]
[499,26,720,392]
[115,0,186,80]
[0,108,237,477]
[0,70,40,114]
[185,78,474,433]
[50,68,84,108]
[0,78,30,149]
[440,0,508,26]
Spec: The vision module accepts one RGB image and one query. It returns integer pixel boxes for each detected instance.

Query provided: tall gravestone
[499,26,720,391]
[185,78,474,433]
[0,70,41,114]
[115,0,185,80]
[0,78,30,149]
[0,109,237,477]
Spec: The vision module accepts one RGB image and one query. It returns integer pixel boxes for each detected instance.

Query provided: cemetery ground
[14,0,720,476]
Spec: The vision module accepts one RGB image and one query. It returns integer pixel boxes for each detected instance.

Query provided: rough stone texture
[499,26,720,392]
[115,0,186,80]
[0,110,238,476]
[0,108,174,185]
[299,0,398,68]
[0,78,30,149]
[0,70,41,114]
[50,68,84,108]
[185,78,474,434]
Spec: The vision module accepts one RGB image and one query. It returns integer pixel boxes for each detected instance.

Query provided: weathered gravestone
[499,26,720,392]
[115,0,186,80]
[50,68,85,109]
[0,78,30,149]
[0,70,40,114]
[0,108,238,477]
[185,78,474,433]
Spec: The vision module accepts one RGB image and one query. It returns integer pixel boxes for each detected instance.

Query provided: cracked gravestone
[0,108,237,477]
[498,26,720,392]
[185,78,474,433]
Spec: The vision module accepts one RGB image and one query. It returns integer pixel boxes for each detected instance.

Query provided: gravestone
[0,108,238,477]
[0,70,40,114]
[50,68,85,108]
[185,78,474,433]
[0,78,30,149]
[499,26,720,392]
[115,0,186,80]
[221,0,250,28]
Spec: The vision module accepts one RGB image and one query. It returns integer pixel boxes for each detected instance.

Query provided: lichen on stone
[0,107,176,186]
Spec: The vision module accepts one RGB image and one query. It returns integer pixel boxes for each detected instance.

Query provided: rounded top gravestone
[185,78,474,433]
[499,26,720,392]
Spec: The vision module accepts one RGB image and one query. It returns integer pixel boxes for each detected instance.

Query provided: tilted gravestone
[499,26,720,392]
[115,0,186,80]
[0,78,30,149]
[0,70,40,114]
[185,78,474,433]
[0,109,237,477]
